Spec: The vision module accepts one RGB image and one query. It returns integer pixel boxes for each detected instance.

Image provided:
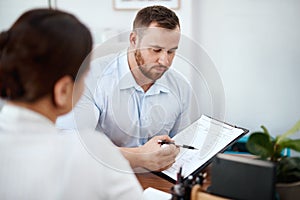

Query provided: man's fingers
[154,135,172,142]
[157,162,174,171]
[160,143,179,156]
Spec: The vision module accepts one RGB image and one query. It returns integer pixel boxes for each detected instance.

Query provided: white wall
[192,0,300,155]
[1,0,299,154]
[0,0,193,44]
[193,0,300,132]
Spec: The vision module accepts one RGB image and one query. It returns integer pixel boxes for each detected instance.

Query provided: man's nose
[158,51,170,66]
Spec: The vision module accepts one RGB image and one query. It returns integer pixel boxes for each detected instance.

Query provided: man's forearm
[119,147,144,169]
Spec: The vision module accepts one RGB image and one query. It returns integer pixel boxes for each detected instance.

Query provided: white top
[57,51,194,147]
[0,104,143,200]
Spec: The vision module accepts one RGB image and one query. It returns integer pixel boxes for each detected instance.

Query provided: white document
[162,115,247,181]
[142,187,171,200]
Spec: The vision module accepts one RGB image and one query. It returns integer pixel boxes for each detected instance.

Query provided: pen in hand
[158,139,199,150]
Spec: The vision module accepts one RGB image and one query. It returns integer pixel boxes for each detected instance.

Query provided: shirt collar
[118,50,139,90]
[0,103,55,128]
[152,70,171,94]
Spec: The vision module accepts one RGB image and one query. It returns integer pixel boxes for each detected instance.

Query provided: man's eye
[153,49,161,53]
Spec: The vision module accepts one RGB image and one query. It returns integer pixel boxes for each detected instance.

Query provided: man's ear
[130,31,137,47]
[53,75,74,108]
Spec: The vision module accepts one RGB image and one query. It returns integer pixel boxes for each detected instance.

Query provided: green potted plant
[246,120,300,200]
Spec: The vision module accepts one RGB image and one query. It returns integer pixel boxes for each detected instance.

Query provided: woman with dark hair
[0,9,143,199]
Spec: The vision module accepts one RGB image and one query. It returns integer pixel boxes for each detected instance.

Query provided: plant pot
[276,181,300,200]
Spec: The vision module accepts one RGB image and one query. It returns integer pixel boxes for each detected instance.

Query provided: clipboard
[153,115,249,183]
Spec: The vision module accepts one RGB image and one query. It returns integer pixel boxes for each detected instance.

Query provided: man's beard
[134,49,168,82]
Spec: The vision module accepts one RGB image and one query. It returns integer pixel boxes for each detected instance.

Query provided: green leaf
[261,125,270,136]
[280,139,300,153]
[246,132,273,159]
[273,137,287,156]
[277,120,300,144]
[277,157,300,183]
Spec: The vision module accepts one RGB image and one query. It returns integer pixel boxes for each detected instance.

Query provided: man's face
[133,24,180,82]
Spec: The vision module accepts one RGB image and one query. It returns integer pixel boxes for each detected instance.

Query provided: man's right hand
[120,135,180,171]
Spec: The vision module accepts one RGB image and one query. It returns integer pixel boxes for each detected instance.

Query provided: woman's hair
[133,5,180,30]
[0,9,92,102]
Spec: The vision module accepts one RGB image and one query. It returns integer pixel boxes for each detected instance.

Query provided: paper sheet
[162,115,246,181]
[142,187,171,200]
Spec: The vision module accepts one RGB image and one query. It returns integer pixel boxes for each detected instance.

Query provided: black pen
[157,139,198,150]
[177,166,183,184]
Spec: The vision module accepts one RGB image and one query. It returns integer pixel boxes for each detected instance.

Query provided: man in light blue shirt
[57,5,196,171]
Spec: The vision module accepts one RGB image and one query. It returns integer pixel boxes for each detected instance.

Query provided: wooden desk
[136,170,232,200]
[135,172,173,193]
[136,155,254,198]
[191,185,229,200]
[135,166,212,193]
[136,170,228,200]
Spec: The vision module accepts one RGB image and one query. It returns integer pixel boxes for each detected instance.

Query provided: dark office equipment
[209,153,276,200]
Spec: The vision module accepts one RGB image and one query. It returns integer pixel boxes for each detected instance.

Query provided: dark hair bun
[0,68,24,99]
[0,31,9,56]
[0,30,25,99]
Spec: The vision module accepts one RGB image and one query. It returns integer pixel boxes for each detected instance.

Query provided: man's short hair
[133,5,180,30]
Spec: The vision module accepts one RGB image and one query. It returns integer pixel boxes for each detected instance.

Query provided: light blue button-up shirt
[57,51,195,147]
